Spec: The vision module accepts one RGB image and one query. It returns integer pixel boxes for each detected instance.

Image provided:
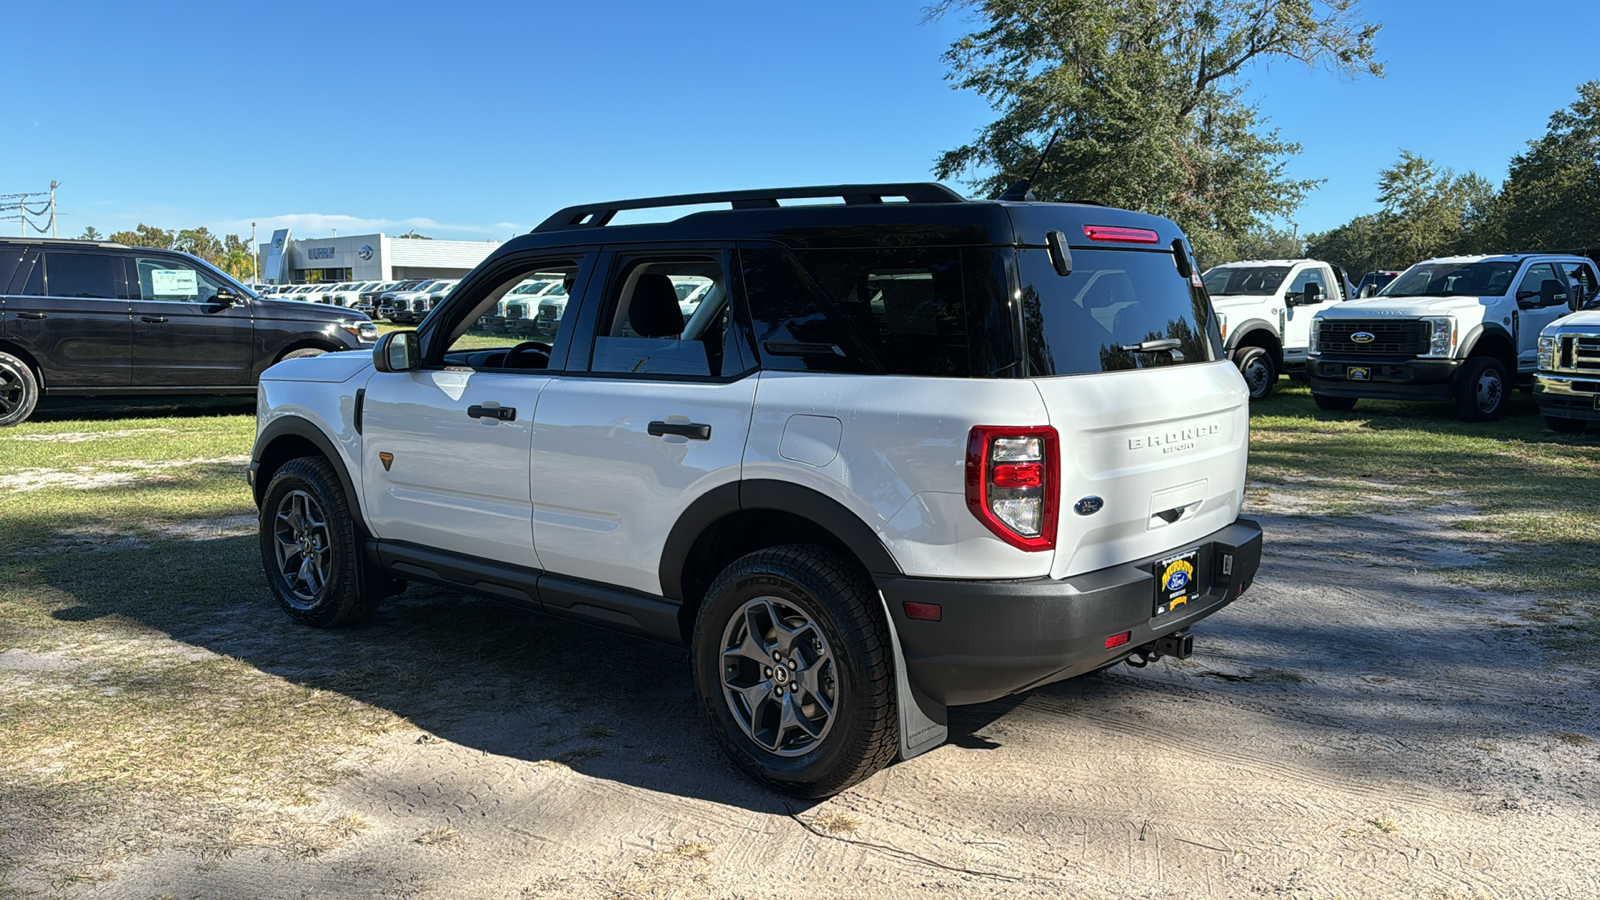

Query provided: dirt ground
[11,490,1600,900]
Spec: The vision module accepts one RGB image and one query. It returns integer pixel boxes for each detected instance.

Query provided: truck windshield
[1382,262,1519,297]
[1202,266,1289,296]
[1022,247,1218,376]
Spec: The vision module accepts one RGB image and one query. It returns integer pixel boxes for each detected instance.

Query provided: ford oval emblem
[1073,496,1104,516]
[358,244,374,261]
[1352,331,1376,343]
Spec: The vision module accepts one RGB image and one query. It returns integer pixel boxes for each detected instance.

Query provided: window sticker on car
[151,269,199,297]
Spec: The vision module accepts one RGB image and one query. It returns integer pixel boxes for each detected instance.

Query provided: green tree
[218,234,256,281]
[396,230,432,240]
[1494,80,1600,252]
[928,0,1382,264]
[1305,212,1388,275]
[1221,226,1305,263]
[1374,151,1494,264]
[78,226,102,240]
[174,227,224,263]
[106,224,175,249]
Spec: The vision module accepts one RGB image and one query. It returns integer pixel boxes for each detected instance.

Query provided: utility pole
[49,181,60,237]
[251,222,258,282]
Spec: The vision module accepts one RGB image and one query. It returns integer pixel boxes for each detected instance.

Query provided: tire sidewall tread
[0,351,40,427]
[259,456,380,627]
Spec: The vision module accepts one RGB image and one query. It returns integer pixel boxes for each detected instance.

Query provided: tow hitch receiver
[1126,630,1193,667]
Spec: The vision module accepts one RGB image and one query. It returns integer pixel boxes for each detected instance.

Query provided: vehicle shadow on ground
[28,395,256,424]
[21,516,1593,826]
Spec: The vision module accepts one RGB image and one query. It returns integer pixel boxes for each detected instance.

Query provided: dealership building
[259,231,504,284]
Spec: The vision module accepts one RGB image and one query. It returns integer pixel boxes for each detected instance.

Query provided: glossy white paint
[359,368,551,568]
[1036,360,1248,579]
[529,375,758,595]
[256,364,372,520]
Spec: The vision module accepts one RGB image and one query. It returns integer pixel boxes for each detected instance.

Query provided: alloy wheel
[272,489,333,606]
[719,596,838,757]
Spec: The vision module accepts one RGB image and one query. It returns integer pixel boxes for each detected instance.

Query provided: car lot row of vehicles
[1200,253,1600,427]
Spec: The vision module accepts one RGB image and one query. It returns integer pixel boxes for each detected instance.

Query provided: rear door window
[1019,247,1218,376]
[42,251,122,299]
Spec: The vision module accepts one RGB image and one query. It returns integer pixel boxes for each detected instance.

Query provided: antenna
[997,131,1060,202]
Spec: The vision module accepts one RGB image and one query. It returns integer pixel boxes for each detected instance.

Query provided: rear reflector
[1084,225,1160,244]
[903,601,942,622]
[1106,631,1131,649]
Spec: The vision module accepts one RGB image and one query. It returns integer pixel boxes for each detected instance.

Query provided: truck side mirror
[373,330,420,372]
[1303,283,1323,305]
[1359,284,1376,298]
[1539,279,1567,308]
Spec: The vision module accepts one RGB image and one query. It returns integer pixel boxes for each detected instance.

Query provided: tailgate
[1033,360,1249,578]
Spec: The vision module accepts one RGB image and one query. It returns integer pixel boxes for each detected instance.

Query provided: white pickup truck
[1201,259,1353,399]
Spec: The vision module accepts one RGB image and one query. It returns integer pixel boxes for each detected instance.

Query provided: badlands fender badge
[379,452,394,471]
[1073,496,1104,516]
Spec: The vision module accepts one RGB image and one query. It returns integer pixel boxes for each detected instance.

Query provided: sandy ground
[28,498,1600,899]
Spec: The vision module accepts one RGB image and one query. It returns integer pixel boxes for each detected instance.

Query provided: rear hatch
[1005,226,1247,578]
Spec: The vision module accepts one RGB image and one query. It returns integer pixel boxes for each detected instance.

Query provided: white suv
[249,183,1263,796]
[1308,254,1596,420]
[1201,258,1353,398]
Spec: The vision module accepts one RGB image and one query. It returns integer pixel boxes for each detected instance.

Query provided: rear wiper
[1118,338,1184,361]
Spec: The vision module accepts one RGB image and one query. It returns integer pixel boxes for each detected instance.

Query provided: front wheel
[259,456,383,627]
[1455,356,1509,421]
[1234,346,1277,400]
[0,352,40,427]
[1313,393,1358,411]
[692,545,898,798]
[1545,415,1589,434]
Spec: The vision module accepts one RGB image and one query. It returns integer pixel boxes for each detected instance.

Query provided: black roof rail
[532,183,967,233]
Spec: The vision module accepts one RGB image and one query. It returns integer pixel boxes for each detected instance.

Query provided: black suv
[0,238,378,426]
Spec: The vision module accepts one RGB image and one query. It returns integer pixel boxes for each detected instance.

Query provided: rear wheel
[1545,415,1589,434]
[1234,346,1277,400]
[259,456,382,627]
[0,352,39,427]
[692,545,898,798]
[1455,356,1509,421]
[1312,393,1357,411]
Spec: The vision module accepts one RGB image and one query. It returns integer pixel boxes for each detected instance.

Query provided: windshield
[1202,266,1290,296]
[1381,262,1519,297]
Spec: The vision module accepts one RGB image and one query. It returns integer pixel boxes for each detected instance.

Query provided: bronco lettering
[1128,423,1220,450]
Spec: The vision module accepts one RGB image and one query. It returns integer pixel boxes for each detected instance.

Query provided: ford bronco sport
[249,183,1263,797]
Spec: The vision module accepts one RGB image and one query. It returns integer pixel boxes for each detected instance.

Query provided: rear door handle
[16,312,46,320]
[467,404,516,421]
[648,421,711,440]
[140,315,168,324]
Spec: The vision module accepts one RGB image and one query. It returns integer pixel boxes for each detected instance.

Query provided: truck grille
[1560,335,1600,373]
[505,302,526,321]
[536,301,559,324]
[1320,320,1428,355]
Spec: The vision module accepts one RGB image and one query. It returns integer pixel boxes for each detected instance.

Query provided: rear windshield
[1020,247,1217,376]
[1203,265,1289,296]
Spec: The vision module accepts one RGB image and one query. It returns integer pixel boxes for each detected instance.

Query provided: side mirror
[373,330,420,372]
[1302,283,1323,305]
[1359,284,1376,298]
[215,287,240,306]
[1539,279,1567,308]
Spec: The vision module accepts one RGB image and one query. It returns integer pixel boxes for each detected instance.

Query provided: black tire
[278,347,329,363]
[1312,393,1358,411]
[1234,346,1277,400]
[258,456,382,627]
[692,545,898,798]
[1545,415,1589,434]
[1454,356,1509,421]
[0,352,40,427]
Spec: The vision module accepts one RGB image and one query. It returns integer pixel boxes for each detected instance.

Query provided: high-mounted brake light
[965,425,1059,552]
[1083,225,1160,244]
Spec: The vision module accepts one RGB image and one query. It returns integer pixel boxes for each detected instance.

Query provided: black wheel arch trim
[1224,320,1280,357]
[251,415,363,527]
[1459,322,1514,360]
[658,479,904,602]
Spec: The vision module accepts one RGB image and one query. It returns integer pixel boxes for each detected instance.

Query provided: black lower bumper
[876,519,1263,707]
[1306,356,1459,400]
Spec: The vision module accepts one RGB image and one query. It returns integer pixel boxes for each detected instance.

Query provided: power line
[2,182,62,237]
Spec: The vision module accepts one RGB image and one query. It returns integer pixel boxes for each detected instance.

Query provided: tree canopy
[929,0,1382,262]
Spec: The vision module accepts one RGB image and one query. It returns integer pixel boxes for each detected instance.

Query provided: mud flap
[878,592,948,760]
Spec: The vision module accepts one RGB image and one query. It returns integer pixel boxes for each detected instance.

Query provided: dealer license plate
[1154,550,1200,617]
[1347,365,1371,381]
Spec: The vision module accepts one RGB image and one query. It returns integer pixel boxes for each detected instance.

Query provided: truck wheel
[259,456,382,628]
[1545,415,1589,434]
[0,352,40,427]
[1234,346,1277,399]
[1312,393,1357,411]
[1455,357,1509,421]
[692,545,898,798]
[278,348,328,363]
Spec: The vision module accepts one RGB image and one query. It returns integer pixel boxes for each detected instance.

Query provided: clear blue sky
[2,0,1592,243]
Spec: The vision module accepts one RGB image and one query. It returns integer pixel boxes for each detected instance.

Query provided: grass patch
[812,811,860,835]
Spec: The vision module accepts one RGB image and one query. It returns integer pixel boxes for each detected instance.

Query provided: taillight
[965,425,1059,551]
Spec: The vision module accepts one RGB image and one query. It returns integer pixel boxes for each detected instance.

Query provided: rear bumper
[1534,373,1600,421]
[876,518,1263,706]
[1307,356,1459,400]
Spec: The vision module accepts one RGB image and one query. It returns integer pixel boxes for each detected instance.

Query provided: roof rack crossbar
[532,183,966,233]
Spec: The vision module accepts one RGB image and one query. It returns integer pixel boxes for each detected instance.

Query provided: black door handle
[467,404,516,421]
[140,315,168,324]
[16,312,46,320]
[648,420,711,440]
